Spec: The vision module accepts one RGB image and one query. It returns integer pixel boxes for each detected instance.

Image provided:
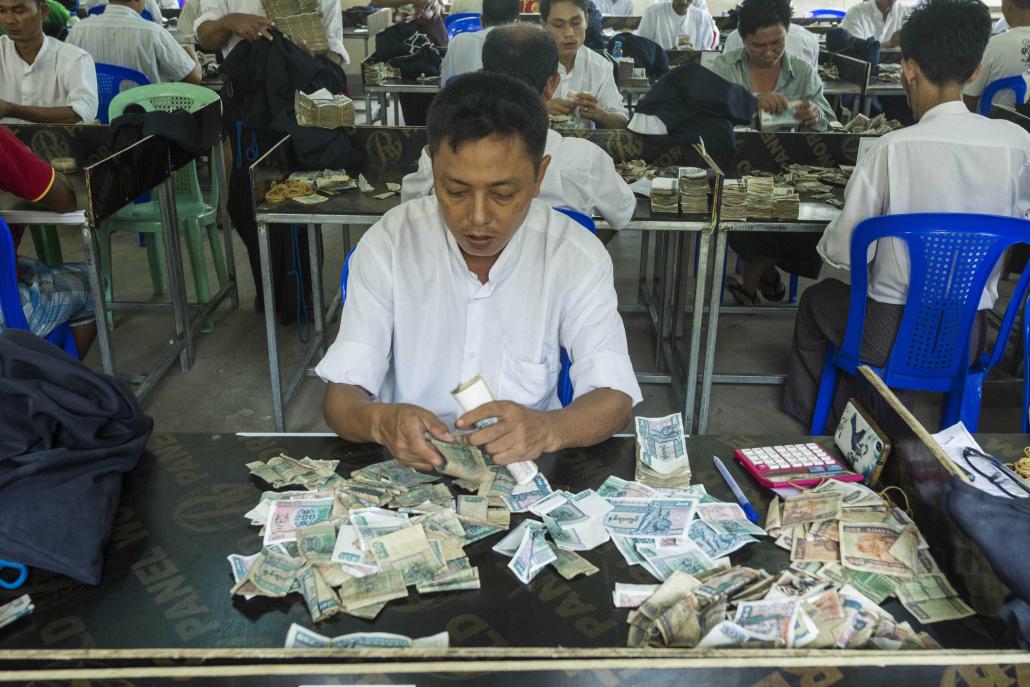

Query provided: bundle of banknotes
[720,179,748,221]
[634,413,692,487]
[650,177,679,214]
[678,167,710,215]
[0,594,32,631]
[744,175,775,219]
[766,479,976,624]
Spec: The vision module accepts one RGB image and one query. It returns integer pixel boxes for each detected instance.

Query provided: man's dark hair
[482,24,559,93]
[481,0,519,26]
[427,72,549,170]
[900,0,990,85]
[737,0,791,37]
[540,0,588,21]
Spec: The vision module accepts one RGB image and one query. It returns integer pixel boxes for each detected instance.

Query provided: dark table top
[0,432,1015,653]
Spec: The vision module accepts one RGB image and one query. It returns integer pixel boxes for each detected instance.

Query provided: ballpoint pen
[713,456,760,524]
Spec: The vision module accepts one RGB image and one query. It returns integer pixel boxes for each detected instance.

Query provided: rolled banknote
[451,374,538,485]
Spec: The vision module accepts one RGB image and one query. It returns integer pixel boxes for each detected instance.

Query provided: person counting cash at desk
[636,0,718,51]
[317,72,642,471]
[540,0,629,128]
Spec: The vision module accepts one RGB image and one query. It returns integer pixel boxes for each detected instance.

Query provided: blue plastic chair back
[553,207,597,408]
[811,213,1030,434]
[94,63,150,124]
[86,4,104,14]
[0,219,78,358]
[339,245,357,305]
[979,74,1028,116]
[807,8,845,17]
[1024,296,1030,432]
[447,15,481,36]
[444,11,478,28]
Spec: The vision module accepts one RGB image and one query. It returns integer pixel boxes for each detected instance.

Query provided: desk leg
[654,232,671,371]
[392,94,399,126]
[698,228,728,434]
[309,223,326,358]
[158,177,193,371]
[365,92,373,126]
[258,221,285,432]
[638,229,650,306]
[343,224,352,256]
[81,223,114,375]
[214,140,239,310]
[683,229,710,434]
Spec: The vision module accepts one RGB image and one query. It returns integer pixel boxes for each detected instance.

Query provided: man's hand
[371,403,453,471]
[0,100,11,118]
[547,98,576,116]
[756,91,789,114]
[883,30,900,49]
[573,92,604,122]
[298,38,315,58]
[223,13,275,41]
[457,401,558,465]
[794,100,819,125]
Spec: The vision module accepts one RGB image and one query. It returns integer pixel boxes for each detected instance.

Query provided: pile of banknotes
[766,479,975,624]
[678,167,710,215]
[720,179,748,221]
[634,413,692,487]
[0,594,32,631]
[744,175,774,219]
[650,177,679,214]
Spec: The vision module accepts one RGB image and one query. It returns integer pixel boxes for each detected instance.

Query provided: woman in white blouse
[540,0,629,128]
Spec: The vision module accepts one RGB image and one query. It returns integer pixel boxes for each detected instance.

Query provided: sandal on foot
[726,277,762,306]
[758,269,786,302]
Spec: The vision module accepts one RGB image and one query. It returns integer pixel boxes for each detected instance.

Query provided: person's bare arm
[324,382,454,470]
[38,172,77,213]
[0,100,80,124]
[592,110,628,129]
[181,45,203,84]
[196,12,274,51]
[458,388,633,465]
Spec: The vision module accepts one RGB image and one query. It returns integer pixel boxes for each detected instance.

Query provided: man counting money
[316,72,641,471]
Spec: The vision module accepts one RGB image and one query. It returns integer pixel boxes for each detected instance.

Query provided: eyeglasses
[961,447,1030,499]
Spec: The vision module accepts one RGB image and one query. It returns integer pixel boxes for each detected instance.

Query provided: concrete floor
[29,217,1026,438]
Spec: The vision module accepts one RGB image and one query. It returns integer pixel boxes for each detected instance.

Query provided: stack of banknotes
[634,413,692,487]
[0,595,32,631]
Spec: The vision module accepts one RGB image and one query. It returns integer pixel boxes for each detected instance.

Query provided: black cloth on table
[109,108,206,155]
[825,27,881,66]
[369,22,443,79]
[633,62,754,156]
[0,329,152,585]
[608,32,669,80]
[219,30,360,324]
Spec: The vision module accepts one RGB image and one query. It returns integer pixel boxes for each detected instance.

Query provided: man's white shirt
[0,35,98,123]
[818,101,1030,309]
[67,4,195,84]
[838,0,910,42]
[963,26,1030,109]
[440,25,492,85]
[194,0,349,62]
[400,129,637,229]
[722,23,820,68]
[555,44,629,122]
[315,197,642,423]
[594,0,635,15]
[636,3,717,51]
[82,0,164,24]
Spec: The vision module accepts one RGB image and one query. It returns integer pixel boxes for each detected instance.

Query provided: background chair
[86,4,153,19]
[1024,298,1029,433]
[94,63,150,124]
[978,74,1029,117]
[99,83,228,331]
[0,218,78,358]
[810,213,1030,435]
[444,11,478,28]
[446,14,481,36]
[807,8,845,17]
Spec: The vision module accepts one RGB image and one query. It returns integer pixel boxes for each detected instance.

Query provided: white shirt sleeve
[838,4,864,36]
[145,0,163,23]
[560,250,643,405]
[400,148,435,202]
[636,6,658,44]
[194,0,229,36]
[314,232,395,395]
[595,58,629,121]
[155,30,198,82]
[816,149,885,269]
[591,148,636,229]
[319,0,350,64]
[698,11,717,50]
[65,51,99,122]
[723,28,742,53]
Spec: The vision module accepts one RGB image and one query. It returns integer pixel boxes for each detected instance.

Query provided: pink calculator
[734,443,863,488]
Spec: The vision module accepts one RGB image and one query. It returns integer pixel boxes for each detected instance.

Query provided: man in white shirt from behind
[963,0,1030,111]
[67,0,202,84]
[440,0,519,84]
[318,71,641,471]
[784,0,1030,427]
[595,0,634,14]
[0,0,98,123]
[839,0,911,48]
[636,0,718,51]
[403,24,637,237]
[723,20,820,68]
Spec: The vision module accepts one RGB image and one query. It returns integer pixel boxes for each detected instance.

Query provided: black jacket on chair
[608,32,669,80]
[0,330,152,585]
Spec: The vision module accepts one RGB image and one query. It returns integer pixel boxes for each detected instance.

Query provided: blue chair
[444,11,478,28]
[979,74,1028,117]
[87,4,152,18]
[1024,296,1030,433]
[807,8,845,17]
[810,213,1030,435]
[447,15,481,36]
[0,218,78,358]
[94,63,150,124]
[554,207,597,408]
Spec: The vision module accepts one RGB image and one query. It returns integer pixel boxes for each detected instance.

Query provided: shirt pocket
[498,352,559,410]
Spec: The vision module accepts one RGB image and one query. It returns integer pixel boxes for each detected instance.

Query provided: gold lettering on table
[941,665,1017,687]
[803,134,835,168]
[173,483,259,533]
[149,434,211,485]
[130,546,218,642]
[41,616,96,648]
[446,613,509,646]
[30,129,71,162]
[109,506,150,550]
[367,131,404,164]
[531,574,617,639]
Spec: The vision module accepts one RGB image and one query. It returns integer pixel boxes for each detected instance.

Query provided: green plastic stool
[99,83,229,331]
[29,225,63,266]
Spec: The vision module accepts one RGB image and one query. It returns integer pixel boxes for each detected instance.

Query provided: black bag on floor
[0,330,152,585]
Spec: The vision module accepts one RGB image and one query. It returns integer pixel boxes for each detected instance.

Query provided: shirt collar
[103,4,145,19]
[919,100,969,122]
[440,202,526,296]
[17,34,52,68]
[559,44,589,77]
[728,48,797,87]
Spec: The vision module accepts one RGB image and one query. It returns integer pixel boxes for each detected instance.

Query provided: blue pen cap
[742,503,760,524]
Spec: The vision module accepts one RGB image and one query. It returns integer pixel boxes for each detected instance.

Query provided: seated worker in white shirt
[722,13,820,68]
[637,0,718,51]
[194,0,348,64]
[594,0,633,15]
[440,0,519,85]
[318,72,642,470]
[403,24,637,237]
[67,0,202,85]
[963,0,1030,111]
[784,0,1030,427]
[0,0,98,123]
[839,0,911,48]
[541,0,629,128]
